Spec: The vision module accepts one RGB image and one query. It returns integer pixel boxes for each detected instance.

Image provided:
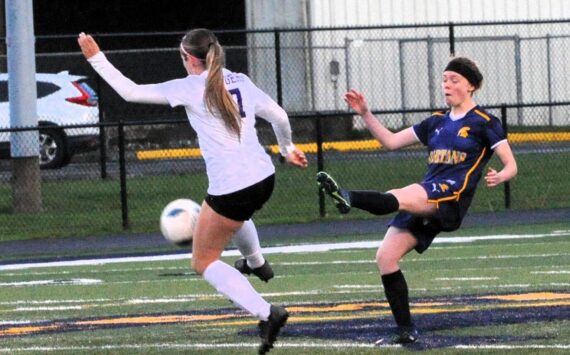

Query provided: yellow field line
[136,132,570,160]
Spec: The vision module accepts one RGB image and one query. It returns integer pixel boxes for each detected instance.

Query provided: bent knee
[375,248,401,274]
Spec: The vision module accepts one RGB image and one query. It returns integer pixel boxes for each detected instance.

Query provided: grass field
[1,222,569,354]
[1,149,569,241]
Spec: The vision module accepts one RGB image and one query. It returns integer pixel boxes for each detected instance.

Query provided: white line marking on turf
[1,231,568,271]
[1,342,569,352]
[0,342,379,352]
[435,277,499,281]
[455,344,570,350]
[0,279,101,287]
[531,270,570,274]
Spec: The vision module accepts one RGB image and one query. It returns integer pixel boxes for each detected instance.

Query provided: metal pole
[448,22,455,57]
[95,69,108,179]
[6,0,42,213]
[118,120,129,229]
[546,34,553,126]
[316,114,325,217]
[501,106,511,209]
[274,29,282,106]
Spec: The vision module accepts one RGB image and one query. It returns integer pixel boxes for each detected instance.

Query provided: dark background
[33,0,246,34]
[22,0,249,121]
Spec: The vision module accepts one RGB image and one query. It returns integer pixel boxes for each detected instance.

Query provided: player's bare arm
[485,142,518,187]
[344,89,417,150]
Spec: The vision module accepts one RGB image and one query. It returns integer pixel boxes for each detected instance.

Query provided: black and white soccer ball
[159,198,201,246]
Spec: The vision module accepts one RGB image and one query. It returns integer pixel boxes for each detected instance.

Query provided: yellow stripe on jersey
[428,147,488,204]
[474,109,491,121]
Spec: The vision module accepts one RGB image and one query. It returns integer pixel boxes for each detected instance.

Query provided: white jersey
[156,70,291,195]
[87,53,295,195]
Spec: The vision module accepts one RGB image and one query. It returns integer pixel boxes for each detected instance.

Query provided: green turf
[1,224,568,354]
[0,149,569,241]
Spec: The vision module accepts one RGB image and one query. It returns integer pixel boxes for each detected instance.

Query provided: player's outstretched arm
[344,89,416,150]
[77,32,168,105]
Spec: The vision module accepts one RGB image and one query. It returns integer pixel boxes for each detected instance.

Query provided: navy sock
[348,191,399,215]
[381,269,412,327]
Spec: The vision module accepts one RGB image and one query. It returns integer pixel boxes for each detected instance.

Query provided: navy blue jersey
[412,106,507,203]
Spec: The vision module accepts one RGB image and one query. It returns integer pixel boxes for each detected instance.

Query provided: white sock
[233,219,265,269]
[203,260,271,320]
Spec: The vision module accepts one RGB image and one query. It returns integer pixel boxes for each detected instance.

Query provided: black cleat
[258,305,289,354]
[375,325,419,345]
[234,259,274,283]
[316,171,351,214]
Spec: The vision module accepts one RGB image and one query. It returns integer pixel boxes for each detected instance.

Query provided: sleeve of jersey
[486,117,508,149]
[249,82,295,156]
[412,116,432,146]
[87,52,169,105]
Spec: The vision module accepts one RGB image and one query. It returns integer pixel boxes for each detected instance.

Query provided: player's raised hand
[77,32,101,59]
[344,89,370,116]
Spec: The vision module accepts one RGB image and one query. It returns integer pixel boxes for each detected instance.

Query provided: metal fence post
[117,120,129,228]
[274,28,282,106]
[448,22,455,56]
[501,106,511,209]
[316,114,325,217]
[94,34,108,180]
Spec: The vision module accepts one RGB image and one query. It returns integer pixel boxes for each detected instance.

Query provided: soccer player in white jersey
[78,28,308,354]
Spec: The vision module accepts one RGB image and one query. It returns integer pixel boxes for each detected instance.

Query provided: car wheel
[39,128,68,169]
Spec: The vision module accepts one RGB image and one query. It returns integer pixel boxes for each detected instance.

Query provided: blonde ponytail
[181,29,241,139]
[204,42,241,139]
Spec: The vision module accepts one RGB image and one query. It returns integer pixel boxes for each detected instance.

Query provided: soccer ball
[159,198,201,246]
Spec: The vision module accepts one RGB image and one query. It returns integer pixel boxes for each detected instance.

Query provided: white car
[0,71,99,169]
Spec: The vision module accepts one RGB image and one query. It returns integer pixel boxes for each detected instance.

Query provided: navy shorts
[389,187,473,254]
[205,174,275,221]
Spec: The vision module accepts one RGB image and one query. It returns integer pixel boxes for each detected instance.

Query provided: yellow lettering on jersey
[428,149,467,165]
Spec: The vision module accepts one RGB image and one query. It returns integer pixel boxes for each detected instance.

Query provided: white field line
[531,270,570,274]
[0,342,569,352]
[3,282,569,313]
[3,263,567,279]
[1,231,569,271]
[454,344,570,350]
[435,277,499,281]
[0,279,101,287]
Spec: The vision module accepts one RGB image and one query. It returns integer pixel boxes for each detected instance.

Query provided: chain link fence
[1,20,569,240]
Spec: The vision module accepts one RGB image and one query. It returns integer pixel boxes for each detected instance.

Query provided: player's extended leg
[192,202,287,354]
[375,226,419,344]
[233,219,274,282]
[317,172,435,217]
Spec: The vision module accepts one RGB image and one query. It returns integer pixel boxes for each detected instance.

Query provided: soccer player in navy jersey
[317,57,517,344]
[79,29,308,354]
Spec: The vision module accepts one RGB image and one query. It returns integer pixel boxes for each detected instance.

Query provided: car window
[0,81,60,102]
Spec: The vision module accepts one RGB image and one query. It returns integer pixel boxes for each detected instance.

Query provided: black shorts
[389,196,473,253]
[205,174,275,221]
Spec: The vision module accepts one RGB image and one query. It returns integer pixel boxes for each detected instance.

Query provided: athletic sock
[203,260,271,320]
[348,191,399,215]
[233,219,265,269]
[381,269,413,327]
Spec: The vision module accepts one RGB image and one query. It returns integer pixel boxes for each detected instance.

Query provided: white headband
[179,43,191,57]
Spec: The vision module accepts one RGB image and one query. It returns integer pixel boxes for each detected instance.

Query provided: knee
[375,247,400,275]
